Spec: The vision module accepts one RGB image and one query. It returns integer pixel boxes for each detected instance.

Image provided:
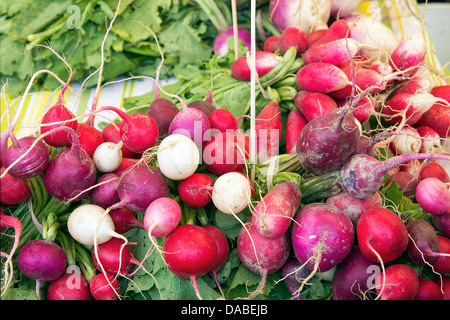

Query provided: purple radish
[90,173,120,209]
[281,259,313,300]
[406,219,446,265]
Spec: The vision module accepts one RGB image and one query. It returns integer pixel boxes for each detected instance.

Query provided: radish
[382,92,436,126]
[77,121,104,159]
[281,259,312,300]
[187,91,217,117]
[309,19,350,48]
[291,203,354,273]
[294,90,338,121]
[156,134,200,181]
[113,157,139,176]
[67,204,126,246]
[356,207,408,263]
[306,29,327,48]
[211,171,252,215]
[296,62,351,93]
[415,177,450,216]
[415,101,450,139]
[162,224,217,300]
[430,212,450,238]
[264,35,281,53]
[113,163,169,213]
[375,264,419,300]
[18,239,67,299]
[237,219,290,299]
[168,106,211,147]
[101,122,139,158]
[92,141,123,173]
[208,109,239,133]
[230,51,283,81]
[339,152,450,200]
[385,171,418,197]
[40,104,79,148]
[252,182,302,240]
[46,269,92,300]
[144,197,181,238]
[285,108,308,154]
[0,167,31,205]
[303,38,369,66]
[203,225,229,297]
[279,26,307,56]
[255,100,282,162]
[42,127,96,202]
[406,219,442,265]
[90,173,120,209]
[417,126,442,154]
[390,33,426,77]
[109,207,145,234]
[332,247,380,300]
[389,75,432,98]
[177,173,214,207]
[326,191,383,226]
[329,0,363,18]
[147,97,180,140]
[89,272,121,300]
[213,26,254,58]
[431,236,450,274]
[389,125,422,155]
[414,279,444,300]
[295,107,361,175]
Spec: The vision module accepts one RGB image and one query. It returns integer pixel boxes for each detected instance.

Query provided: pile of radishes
[1,0,450,301]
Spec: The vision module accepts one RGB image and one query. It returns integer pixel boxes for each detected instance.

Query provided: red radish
[390,33,426,77]
[230,51,283,81]
[177,173,214,207]
[345,96,377,123]
[90,173,120,209]
[203,131,246,176]
[291,203,354,272]
[431,85,450,102]
[356,207,408,263]
[77,122,104,158]
[163,224,217,300]
[332,247,380,300]
[281,259,312,300]
[417,126,442,154]
[101,122,139,158]
[414,279,443,300]
[252,182,302,240]
[431,236,450,274]
[113,157,139,176]
[18,239,67,299]
[296,107,361,175]
[109,207,144,234]
[415,102,450,139]
[208,109,239,133]
[113,163,169,213]
[43,127,96,202]
[437,277,450,300]
[144,197,181,238]
[0,167,31,205]
[89,272,121,300]
[375,264,419,300]
[211,171,252,215]
[255,100,282,162]
[279,26,307,56]
[430,212,450,237]
[213,26,254,58]
[382,92,436,126]
[389,75,432,99]
[385,171,418,197]
[264,35,281,53]
[168,107,211,147]
[237,219,290,298]
[303,38,366,66]
[46,270,92,300]
[203,225,229,297]
[296,62,351,93]
[309,20,350,49]
[285,108,308,154]
[306,28,328,48]
[40,104,79,148]
[339,152,450,199]
[294,90,338,121]
[415,177,450,215]
[406,219,442,265]
[326,191,383,226]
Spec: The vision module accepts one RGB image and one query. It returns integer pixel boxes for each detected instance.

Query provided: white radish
[93,141,123,173]
[211,172,251,214]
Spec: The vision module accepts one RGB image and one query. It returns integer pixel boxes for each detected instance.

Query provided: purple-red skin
[46,271,92,300]
[109,207,144,234]
[89,273,120,300]
[169,107,211,147]
[18,239,67,282]
[375,264,419,300]
[177,173,214,208]
[0,167,31,204]
[90,173,120,209]
[203,225,229,273]
[332,247,380,300]
[431,212,450,237]
[385,171,418,197]
[431,235,450,274]
[291,203,354,272]
[40,103,79,147]
[3,136,50,179]
[285,108,308,154]
[294,90,338,122]
[147,97,180,140]
[281,259,312,300]
[252,182,302,240]
[406,219,440,265]
[296,62,351,94]
[414,279,444,300]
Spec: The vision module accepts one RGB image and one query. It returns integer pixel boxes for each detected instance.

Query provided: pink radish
[296,62,351,93]
[163,224,217,300]
[285,108,308,154]
[294,90,338,121]
[279,26,307,56]
[0,167,31,205]
[214,26,254,58]
[177,173,214,208]
[231,51,283,81]
[168,106,211,147]
[306,29,327,48]
[356,207,408,263]
[309,19,351,48]
[389,75,432,99]
[415,177,450,215]
[303,38,367,66]
[89,272,121,300]
[390,33,427,77]
[144,197,181,238]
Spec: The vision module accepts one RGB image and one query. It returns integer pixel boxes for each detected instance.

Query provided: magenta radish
[18,239,67,299]
[90,173,120,209]
[46,270,92,300]
[389,75,432,98]
[294,90,338,121]
[109,207,144,234]
[203,225,229,296]
[375,264,419,300]
[296,62,351,93]
[208,108,239,133]
[168,106,211,147]
[415,177,450,215]
[143,197,181,238]
[213,26,254,57]
[42,127,96,202]
[255,100,282,162]
[203,131,246,176]
[291,203,354,272]
[146,97,180,140]
[303,38,366,66]
[430,212,450,237]
[113,163,169,213]
[101,122,139,158]
[89,272,121,300]
[417,126,442,154]
[285,108,308,154]
[390,33,427,77]
[252,182,302,240]
[157,133,200,181]
[237,219,290,298]
[295,107,361,175]
[92,141,123,173]
[264,35,281,53]
[230,51,283,81]
[177,173,214,207]
[0,167,31,205]
[414,279,444,300]
[187,91,217,117]
[163,224,217,300]
[309,19,351,48]
[385,171,418,197]
[211,171,252,215]
[356,207,408,263]
[406,219,443,265]
[431,85,450,102]
[431,236,450,274]
[326,191,383,226]
[339,152,450,200]
[279,26,307,56]
[281,259,312,300]
[382,92,436,126]
[332,247,380,300]
[346,96,377,123]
